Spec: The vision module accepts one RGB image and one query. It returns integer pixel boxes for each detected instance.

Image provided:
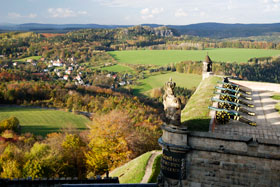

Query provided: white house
[65,70,72,75]
[63,75,69,80]
[53,59,63,67]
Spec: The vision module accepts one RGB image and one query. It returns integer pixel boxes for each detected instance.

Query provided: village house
[56,72,62,77]
[53,59,63,67]
[65,70,72,75]
[119,81,126,86]
[63,75,69,80]
[26,59,34,63]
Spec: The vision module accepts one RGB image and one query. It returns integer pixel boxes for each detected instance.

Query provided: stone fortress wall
[184,132,280,187]
[159,60,280,186]
[159,125,280,187]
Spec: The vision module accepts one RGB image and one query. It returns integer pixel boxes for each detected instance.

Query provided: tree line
[175,57,280,83]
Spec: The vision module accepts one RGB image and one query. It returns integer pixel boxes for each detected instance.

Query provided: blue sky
[0,0,280,25]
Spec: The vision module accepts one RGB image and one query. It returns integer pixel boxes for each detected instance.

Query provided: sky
[0,0,280,25]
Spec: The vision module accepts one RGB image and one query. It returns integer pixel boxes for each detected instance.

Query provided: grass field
[0,107,89,136]
[133,72,201,96]
[110,151,152,183]
[108,48,280,65]
[13,56,42,62]
[101,64,134,73]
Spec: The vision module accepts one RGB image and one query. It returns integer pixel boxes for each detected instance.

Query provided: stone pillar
[158,124,190,187]
[158,78,190,186]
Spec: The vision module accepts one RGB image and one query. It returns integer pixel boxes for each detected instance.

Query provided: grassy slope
[13,56,42,62]
[133,72,201,96]
[109,48,280,65]
[181,76,222,131]
[0,107,89,136]
[101,64,134,73]
[110,151,152,184]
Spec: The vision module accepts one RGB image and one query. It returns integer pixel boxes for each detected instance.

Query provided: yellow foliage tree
[85,110,132,176]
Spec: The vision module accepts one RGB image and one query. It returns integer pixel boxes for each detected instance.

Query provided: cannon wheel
[216,111,231,124]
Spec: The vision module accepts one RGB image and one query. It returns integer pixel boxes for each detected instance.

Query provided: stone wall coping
[158,137,191,152]
[189,131,280,146]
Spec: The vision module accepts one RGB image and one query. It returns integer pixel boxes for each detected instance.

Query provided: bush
[0,117,20,133]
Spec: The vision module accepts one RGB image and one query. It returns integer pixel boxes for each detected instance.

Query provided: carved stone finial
[163,78,181,126]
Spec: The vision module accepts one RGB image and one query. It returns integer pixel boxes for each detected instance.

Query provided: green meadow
[13,55,42,62]
[101,64,134,73]
[133,72,201,96]
[0,107,89,136]
[108,48,280,65]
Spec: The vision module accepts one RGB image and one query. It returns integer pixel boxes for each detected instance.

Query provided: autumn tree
[85,110,132,176]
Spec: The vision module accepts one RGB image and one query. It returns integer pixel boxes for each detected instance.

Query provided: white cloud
[48,8,75,18]
[174,8,188,17]
[48,8,87,18]
[262,0,280,11]
[124,16,131,20]
[151,8,164,14]
[8,12,37,19]
[227,0,233,10]
[78,11,88,15]
[141,8,149,15]
[140,7,164,20]
[95,0,153,8]
[200,11,206,17]
[8,12,22,18]
[27,13,37,18]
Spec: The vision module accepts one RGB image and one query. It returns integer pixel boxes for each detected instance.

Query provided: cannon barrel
[208,106,239,116]
[217,81,239,88]
[211,98,255,116]
[214,91,239,99]
[211,97,241,107]
[215,87,252,100]
[214,92,254,107]
[208,106,256,126]
[215,86,239,93]
[217,81,252,95]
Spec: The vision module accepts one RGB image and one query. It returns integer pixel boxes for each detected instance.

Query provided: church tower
[202,54,213,80]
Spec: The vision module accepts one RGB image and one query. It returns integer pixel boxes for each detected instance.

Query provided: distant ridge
[167,22,280,38]
[1,22,280,38]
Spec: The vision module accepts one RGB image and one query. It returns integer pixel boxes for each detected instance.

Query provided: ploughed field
[0,107,89,136]
[108,48,280,65]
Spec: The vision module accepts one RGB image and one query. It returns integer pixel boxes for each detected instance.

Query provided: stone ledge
[189,131,251,142]
[158,137,191,152]
[190,145,280,160]
[189,131,280,146]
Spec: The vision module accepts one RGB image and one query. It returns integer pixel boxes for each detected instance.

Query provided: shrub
[0,117,20,133]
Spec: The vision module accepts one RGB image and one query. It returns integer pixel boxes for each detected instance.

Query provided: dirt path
[141,150,162,183]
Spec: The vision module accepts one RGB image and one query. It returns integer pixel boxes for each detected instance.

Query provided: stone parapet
[158,129,280,186]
